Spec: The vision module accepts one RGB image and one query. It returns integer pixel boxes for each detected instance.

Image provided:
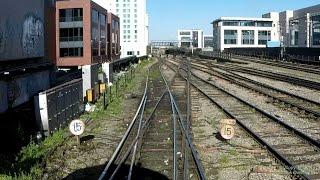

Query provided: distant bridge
[151,40,179,48]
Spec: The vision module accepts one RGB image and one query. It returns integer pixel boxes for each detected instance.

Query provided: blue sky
[148,0,320,41]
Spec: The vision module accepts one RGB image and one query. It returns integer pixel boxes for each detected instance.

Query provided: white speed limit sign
[220,119,236,140]
[69,119,85,136]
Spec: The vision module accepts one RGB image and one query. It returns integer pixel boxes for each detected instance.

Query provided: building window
[127,51,134,55]
[223,21,238,26]
[257,22,272,27]
[180,31,191,35]
[258,31,271,45]
[224,30,237,44]
[312,15,320,46]
[242,30,254,45]
[137,51,140,55]
[60,47,83,57]
[59,8,83,22]
[60,28,83,42]
[239,21,255,26]
[92,10,99,23]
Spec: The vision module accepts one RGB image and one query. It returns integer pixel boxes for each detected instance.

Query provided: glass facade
[239,21,255,26]
[59,8,83,22]
[204,36,214,47]
[91,10,99,57]
[242,30,254,45]
[221,20,272,27]
[60,48,83,57]
[192,31,199,47]
[258,30,271,45]
[180,31,191,35]
[59,8,84,57]
[223,21,239,26]
[257,22,272,27]
[312,15,320,46]
[290,20,299,46]
[59,28,83,42]
[224,30,237,44]
[100,14,107,56]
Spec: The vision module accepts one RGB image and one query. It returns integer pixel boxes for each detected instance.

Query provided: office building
[107,12,121,61]
[105,0,149,58]
[203,35,214,51]
[56,0,110,67]
[177,29,204,49]
[56,0,114,96]
[279,10,294,47]
[212,14,280,51]
[285,5,320,47]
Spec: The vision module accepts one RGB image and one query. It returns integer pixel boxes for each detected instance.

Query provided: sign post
[69,119,85,146]
[220,119,236,140]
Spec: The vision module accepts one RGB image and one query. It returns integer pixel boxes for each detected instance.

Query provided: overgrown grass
[2,58,155,179]
[0,130,65,179]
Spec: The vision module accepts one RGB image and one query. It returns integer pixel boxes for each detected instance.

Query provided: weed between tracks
[0,58,155,180]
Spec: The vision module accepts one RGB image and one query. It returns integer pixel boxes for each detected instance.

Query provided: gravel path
[190,85,290,180]
[192,68,320,146]
[43,60,156,179]
[232,71,320,104]
[236,61,320,83]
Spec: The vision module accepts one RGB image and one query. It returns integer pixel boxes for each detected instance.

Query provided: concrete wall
[0,0,44,61]
[81,63,100,98]
[0,70,50,113]
[279,10,293,47]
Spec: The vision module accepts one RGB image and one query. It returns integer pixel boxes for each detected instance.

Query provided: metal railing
[59,16,83,22]
[59,36,83,42]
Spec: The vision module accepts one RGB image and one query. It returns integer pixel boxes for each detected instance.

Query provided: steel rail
[219,64,320,90]
[166,60,315,179]
[186,61,320,118]
[128,91,147,180]
[178,63,320,149]
[189,56,320,90]
[159,63,207,180]
[99,69,150,180]
[104,91,167,180]
[174,58,320,108]
[233,55,320,74]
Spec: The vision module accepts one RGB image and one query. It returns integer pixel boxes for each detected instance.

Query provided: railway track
[233,55,320,75]
[200,52,320,74]
[166,58,320,180]
[210,63,320,91]
[98,62,206,180]
[175,58,320,119]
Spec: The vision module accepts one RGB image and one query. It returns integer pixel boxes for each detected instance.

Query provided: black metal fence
[224,47,320,66]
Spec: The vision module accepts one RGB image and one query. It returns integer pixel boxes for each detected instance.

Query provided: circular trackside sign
[69,119,85,136]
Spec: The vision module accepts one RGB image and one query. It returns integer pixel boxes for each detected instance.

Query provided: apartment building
[105,0,149,58]
[56,0,109,66]
[284,4,320,47]
[203,35,214,51]
[107,12,121,61]
[212,14,279,51]
[177,29,204,49]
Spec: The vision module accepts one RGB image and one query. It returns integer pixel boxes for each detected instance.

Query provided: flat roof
[177,29,203,32]
[212,17,273,24]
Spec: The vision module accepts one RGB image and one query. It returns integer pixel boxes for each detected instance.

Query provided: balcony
[59,16,83,22]
[60,36,83,42]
